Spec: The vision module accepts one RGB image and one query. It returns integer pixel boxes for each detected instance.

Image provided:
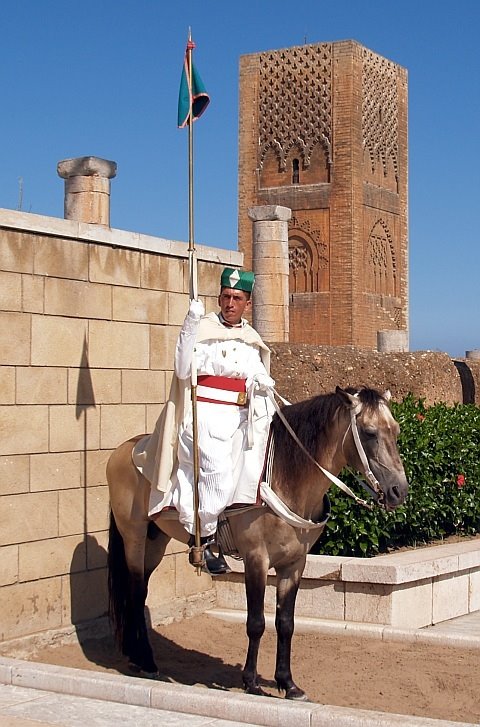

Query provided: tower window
[292,158,300,184]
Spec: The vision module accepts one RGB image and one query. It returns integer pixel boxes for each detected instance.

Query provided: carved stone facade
[238,40,408,348]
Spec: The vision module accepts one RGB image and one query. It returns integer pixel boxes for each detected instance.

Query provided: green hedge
[312,395,480,557]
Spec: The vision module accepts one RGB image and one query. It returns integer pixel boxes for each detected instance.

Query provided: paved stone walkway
[428,608,480,636]
[0,683,262,727]
[1,611,479,727]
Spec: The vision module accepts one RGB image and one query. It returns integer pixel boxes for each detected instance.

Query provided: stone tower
[238,40,408,349]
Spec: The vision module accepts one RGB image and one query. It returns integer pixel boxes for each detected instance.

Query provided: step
[216,540,480,629]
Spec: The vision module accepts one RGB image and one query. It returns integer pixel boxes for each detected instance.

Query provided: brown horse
[107,386,408,700]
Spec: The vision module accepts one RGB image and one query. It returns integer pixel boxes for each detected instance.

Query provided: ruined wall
[270,344,480,407]
[0,208,242,645]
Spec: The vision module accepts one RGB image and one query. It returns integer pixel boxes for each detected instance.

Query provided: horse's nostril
[392,486,401,499]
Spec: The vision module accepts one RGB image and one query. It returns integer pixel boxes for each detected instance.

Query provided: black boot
[203,542,231,576]
[188,535,231,576]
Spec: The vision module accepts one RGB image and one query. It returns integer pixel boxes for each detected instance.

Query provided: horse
[106,386,408,700]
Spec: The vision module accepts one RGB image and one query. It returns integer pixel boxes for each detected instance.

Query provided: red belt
[196,375,248,406]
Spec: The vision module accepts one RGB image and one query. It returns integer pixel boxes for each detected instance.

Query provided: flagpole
[187,34,195,269]
[186,30,203,575]
[187,34,195,270]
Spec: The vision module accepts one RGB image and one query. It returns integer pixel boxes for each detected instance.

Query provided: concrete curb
[208,608,480,650]
[0,655,475,727]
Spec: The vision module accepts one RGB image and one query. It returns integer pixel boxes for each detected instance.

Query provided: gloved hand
[188,298,205,320]
[252,373,275,392]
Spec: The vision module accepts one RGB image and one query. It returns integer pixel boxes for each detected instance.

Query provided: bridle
[341,403,385,507]
[267,389,386,510]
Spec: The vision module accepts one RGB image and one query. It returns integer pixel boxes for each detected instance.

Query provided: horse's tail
[107,509,128,648]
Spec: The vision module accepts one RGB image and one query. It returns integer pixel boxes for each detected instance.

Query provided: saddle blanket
[132,432,262,517]
[132,433,329,532]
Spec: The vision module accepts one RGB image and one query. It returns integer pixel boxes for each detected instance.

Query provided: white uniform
[172,311,274,537]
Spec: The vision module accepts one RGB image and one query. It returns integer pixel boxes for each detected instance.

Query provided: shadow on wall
[70,334,110,661]
[70,537,110,664]
[453,361,476,404]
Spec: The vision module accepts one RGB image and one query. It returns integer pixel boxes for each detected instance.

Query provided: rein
[267,389,381,511]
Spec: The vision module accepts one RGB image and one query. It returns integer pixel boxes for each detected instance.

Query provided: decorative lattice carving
[362,49,398,178]
[290,216,329,267]
[258,44,332,170]
[289,245,309,271]
[288,216,329,293]
[367,219,396,295]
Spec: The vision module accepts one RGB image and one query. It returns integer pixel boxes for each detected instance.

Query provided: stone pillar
[466,350,480,361]
[248,205,291,342]
[377,330,409,353]
[57,156,117,225]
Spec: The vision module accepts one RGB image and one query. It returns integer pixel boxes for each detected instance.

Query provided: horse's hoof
[285,686,309,701]
[244,684,268,697]
[128,661,159,679]
[141,669,161,680]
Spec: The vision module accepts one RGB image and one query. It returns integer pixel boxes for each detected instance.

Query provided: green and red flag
[177,38,210,128]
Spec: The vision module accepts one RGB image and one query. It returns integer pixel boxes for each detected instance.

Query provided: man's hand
[188,298,205,320]
[253,373,275,392]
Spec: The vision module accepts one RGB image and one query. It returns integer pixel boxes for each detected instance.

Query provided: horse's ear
[335,386,359,409]
[383,389,392,402]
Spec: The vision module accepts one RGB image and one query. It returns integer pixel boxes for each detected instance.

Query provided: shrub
[312,395,480,557]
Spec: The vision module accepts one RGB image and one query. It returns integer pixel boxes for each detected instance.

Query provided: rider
[171,267,275,574]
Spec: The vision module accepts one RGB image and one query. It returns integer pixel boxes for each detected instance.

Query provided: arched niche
[366,219,396,296]
[259,145,285,188]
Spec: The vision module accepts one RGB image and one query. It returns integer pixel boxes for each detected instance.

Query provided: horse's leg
[274,562,308,701]
[242,554,269,696]
[107,440,161,675]
[115,521,160,674]
[144,521,171,587]
[137,522,172,653]
[108,510,157,673]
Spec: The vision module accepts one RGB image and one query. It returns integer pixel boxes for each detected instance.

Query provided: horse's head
[336,386,408,510]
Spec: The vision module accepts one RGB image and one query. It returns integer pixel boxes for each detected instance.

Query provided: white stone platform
[217,540,480,629]
[0,655,476,727]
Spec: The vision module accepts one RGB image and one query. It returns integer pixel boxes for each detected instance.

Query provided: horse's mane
[270,387,385,479]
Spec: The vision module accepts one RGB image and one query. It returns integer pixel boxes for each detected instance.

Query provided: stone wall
[0,208,242,644]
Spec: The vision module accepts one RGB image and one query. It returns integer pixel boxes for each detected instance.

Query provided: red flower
[456,474,466,488]
[416,413,425,422]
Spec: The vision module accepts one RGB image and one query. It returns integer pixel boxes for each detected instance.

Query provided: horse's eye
[363,427,377,438]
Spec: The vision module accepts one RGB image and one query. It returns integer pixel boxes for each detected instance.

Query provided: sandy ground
[21,612,480,724]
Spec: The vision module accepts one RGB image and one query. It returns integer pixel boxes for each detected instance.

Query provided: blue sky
[1,1,479,357]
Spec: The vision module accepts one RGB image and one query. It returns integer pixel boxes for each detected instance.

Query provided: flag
[177,39,210,128]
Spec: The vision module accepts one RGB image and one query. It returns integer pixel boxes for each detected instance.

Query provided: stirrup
[187,536,231,576]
